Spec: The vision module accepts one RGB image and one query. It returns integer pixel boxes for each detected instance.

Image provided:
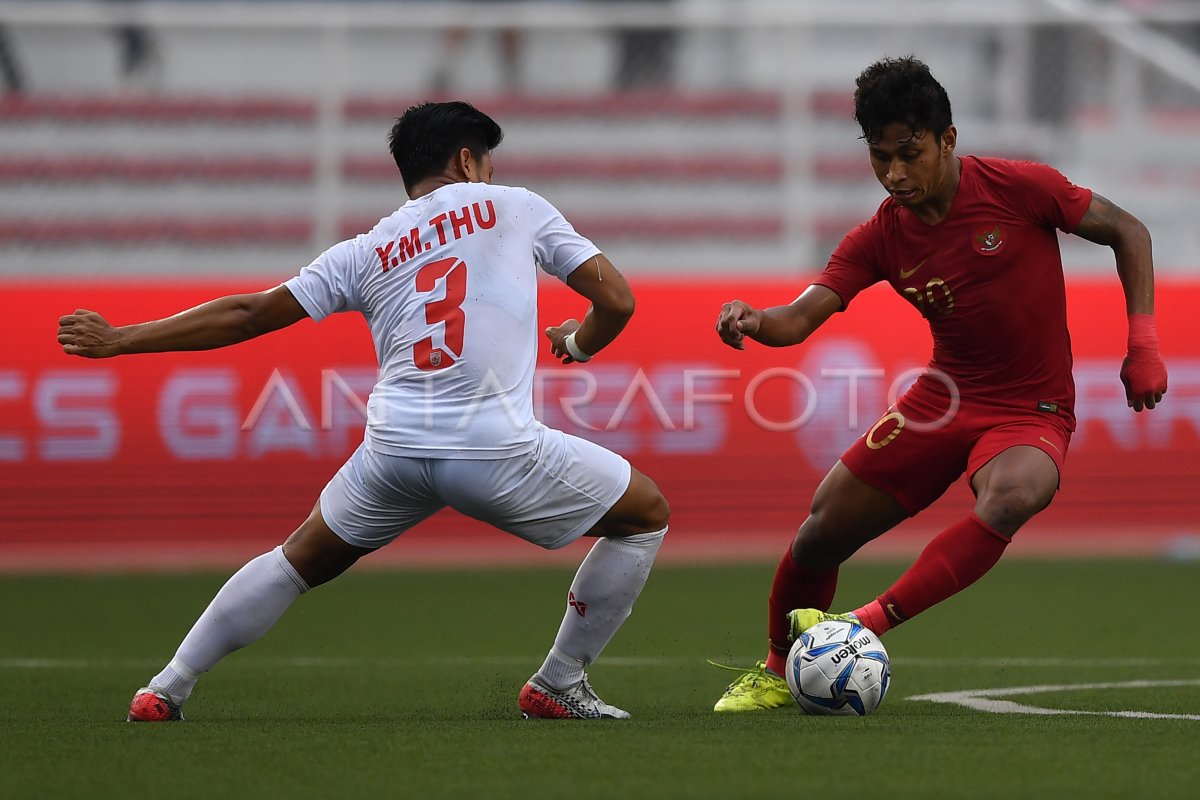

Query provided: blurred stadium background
[1,0,1198,570]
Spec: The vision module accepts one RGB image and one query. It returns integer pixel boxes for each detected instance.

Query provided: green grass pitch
[2,559,1198,799]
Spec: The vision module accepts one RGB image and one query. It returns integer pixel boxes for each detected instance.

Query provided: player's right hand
[57,309,122,358]
[716,300,761,350]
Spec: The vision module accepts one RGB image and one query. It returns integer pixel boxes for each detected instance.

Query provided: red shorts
[839,384,1072,516]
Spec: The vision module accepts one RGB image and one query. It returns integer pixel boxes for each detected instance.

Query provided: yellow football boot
[787,608,859,640]
[711,660,791,712]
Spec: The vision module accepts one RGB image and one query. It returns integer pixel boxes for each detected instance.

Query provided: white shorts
[319,425,632,550]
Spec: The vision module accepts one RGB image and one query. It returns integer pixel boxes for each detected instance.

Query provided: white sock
[148,546,309,705]
[535,527,666,690]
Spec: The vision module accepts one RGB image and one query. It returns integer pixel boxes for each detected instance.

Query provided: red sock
[854,514,1010,635]
[765,548,838,675]
[851,599,892,635]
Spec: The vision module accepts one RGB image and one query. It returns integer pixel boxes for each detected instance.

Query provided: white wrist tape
[563,331,593,362]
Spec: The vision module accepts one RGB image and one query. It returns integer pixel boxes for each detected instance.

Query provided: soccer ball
[785,619,891,716]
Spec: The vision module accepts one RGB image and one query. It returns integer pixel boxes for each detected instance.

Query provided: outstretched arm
[715,284,842,350]
[58,285,309,358]
[1072,193,1167,411]
[545,254,635,364]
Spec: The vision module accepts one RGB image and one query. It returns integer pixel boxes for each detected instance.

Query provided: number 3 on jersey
[413,256,467,371]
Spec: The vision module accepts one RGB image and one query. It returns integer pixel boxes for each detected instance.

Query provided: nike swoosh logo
[899,259,926,279]
[1038,436,1062,455]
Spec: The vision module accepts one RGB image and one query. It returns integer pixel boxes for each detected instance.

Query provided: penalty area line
[909,679,1200,721]
[896,656,1200,668]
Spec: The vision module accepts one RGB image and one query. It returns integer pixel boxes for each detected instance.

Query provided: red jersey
[814,156,1093,427]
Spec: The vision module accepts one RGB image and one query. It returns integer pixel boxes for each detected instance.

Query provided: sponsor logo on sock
[885,602,907,623]
[568,591,588,617]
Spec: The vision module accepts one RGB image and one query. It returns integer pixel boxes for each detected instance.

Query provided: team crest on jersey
[972,225,1006,255]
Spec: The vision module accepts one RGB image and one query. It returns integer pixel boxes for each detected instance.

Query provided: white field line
[909,679,1200,721]
[3,656,1200,670]
[7,658,1199,720]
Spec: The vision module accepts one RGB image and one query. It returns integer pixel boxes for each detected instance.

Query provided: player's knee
[624,468,669,531]
[639,485,670,532]
[596,473,669,537]
[281,517,368,588]
[975,486,1048,532]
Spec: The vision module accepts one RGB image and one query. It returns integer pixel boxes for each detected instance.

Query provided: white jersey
[284,182,600,458]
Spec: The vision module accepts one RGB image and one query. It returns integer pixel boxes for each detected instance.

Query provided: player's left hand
[1120,349,1167,412]
[545,318,583,364]
[58,309,123,358]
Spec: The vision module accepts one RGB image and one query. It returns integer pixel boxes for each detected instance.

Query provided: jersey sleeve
[811,219,885,310]
[1008,161,1093,233]
[282,238,364,322]
[525,190,602,280]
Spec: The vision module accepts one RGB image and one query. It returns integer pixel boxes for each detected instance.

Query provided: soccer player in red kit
[712,56,1168,711]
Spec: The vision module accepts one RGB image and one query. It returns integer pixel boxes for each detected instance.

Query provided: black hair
[853,56,953,144]
[387,101,504,191]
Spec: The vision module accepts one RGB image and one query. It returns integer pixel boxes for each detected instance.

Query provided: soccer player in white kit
[56,101,670,721]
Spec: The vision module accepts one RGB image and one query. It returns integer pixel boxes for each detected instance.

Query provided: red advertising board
[2,278,1197,568]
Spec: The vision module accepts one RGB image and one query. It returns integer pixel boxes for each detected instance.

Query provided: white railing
[5,1,1200,30]
[2,1,1199,272]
